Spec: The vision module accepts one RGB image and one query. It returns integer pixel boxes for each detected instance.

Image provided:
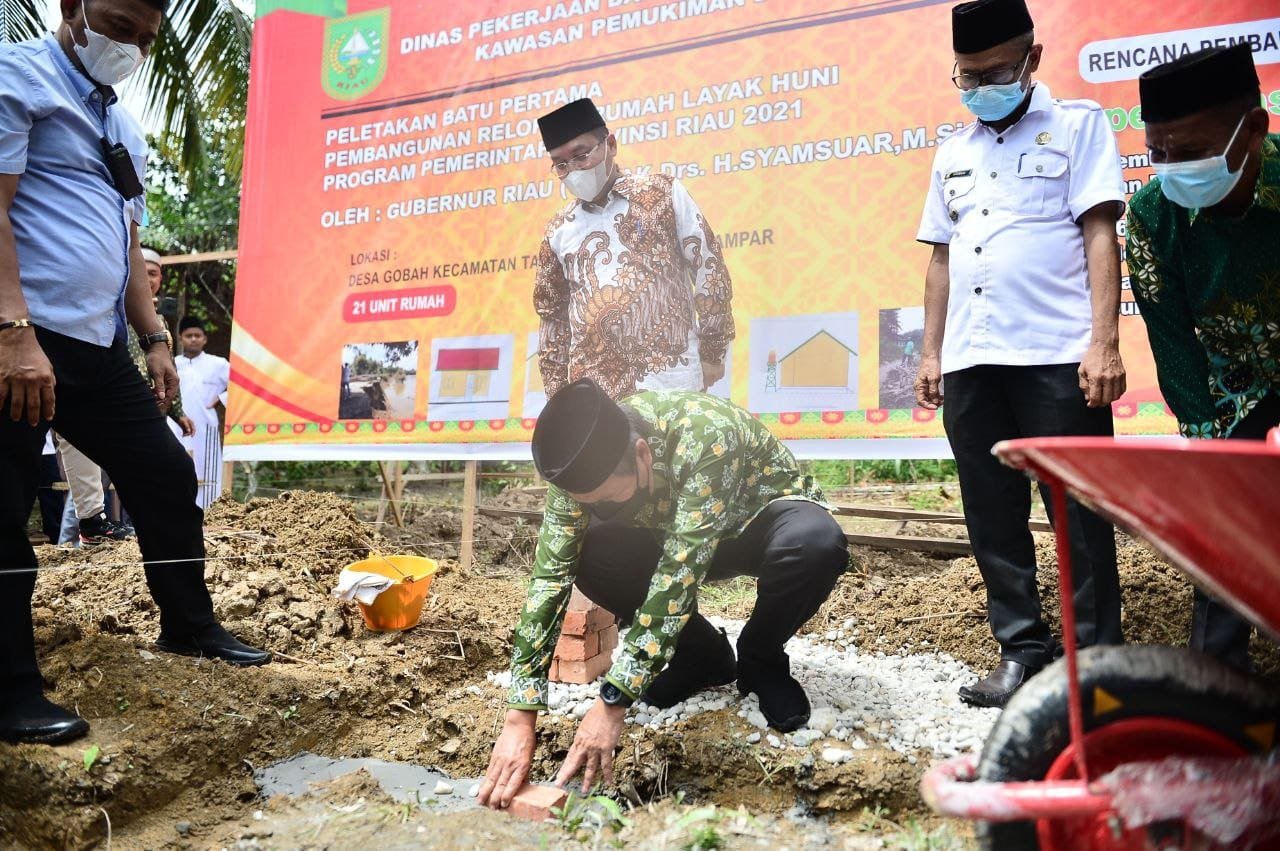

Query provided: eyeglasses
[550,141,605,177]
[951,50,1031,91]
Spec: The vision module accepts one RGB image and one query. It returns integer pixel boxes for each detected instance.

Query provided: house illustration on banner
[525,351,544,395]
[435,347,500,399]
[768,330,858,389]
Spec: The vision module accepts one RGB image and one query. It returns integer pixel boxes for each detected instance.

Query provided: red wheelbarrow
[921,435,1280,850]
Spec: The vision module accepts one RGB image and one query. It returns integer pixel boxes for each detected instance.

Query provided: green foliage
[856,806,970,850]
[802,459,959,489]
[3,0,252,179]
[906,488,949,511]
[240,461,381,498]
[1,0,47,41]
[551,791,632,839]
[142,116,242,335]
[82,744,101,773]
[133,0,253,179]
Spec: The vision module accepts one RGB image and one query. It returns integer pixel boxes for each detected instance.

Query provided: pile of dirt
[5,486,1276,849]
[5,491,526,849]
[807,536,1280,682]
[379,485,542,577]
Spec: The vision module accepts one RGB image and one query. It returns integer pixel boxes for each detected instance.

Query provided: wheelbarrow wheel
[975,645,1278,851]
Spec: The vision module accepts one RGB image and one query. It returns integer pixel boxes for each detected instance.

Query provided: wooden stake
[459,460,479,571]
[376,461,405,528]
[223,460,235,496]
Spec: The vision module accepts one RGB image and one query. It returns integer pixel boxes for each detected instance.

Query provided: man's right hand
[914,355,944,410]
[478,709,537,810]
[0,327,55,425]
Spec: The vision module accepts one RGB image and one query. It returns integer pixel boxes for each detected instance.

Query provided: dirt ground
[2,487,1275,849]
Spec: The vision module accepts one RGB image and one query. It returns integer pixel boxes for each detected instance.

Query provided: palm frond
[133,0,252,178]
[2,0,50,41]
[5,0,250,181]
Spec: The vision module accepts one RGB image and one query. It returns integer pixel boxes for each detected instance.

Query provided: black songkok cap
[537,98,606,152]
[532,378,630,493]
[178,316,206,333]
[952,0,1034,54]
[1139,43,1261,124]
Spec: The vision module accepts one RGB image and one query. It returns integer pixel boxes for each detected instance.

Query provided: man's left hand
[177,415,195,437]
[145,346,179,407]
[1078,342,1126,408]
[701,361,725,390]
[554,699,626,794]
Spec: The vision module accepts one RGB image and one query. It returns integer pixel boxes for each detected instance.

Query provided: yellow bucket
[346,554,438,632]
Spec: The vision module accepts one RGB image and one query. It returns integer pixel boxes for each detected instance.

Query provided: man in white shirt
[175,317,229,508]
[533,98,735,401]
[915,0,1126,707]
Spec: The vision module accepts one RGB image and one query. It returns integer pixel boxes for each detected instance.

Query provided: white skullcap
[140,248,163,265]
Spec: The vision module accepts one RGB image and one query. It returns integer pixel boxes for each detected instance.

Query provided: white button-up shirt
[917,84,1124,375]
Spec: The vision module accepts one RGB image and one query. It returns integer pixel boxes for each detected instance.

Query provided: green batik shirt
[127,325,184,422]
[1126,134,1280,438]
[506,390,829,709]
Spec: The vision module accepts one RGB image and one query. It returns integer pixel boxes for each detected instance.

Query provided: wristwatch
[138,328,172,351]
[600,681,634,708]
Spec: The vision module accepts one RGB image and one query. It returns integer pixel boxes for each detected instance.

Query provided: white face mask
[73,5,144,86]
[562,149,612,202]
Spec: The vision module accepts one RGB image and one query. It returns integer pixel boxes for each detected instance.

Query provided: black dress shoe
[737,657,811,732]
[958,660,1039,708]
[642,625,736,708]
[156,624,272,667]
[0,694,90,745]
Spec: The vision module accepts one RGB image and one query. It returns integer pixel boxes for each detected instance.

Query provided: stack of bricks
[550,588,618,684]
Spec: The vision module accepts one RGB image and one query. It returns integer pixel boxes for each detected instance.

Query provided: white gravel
[487,616,998,759]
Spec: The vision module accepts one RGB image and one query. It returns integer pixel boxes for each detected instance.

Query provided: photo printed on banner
[878,306,924,410]
[339,340,419,420]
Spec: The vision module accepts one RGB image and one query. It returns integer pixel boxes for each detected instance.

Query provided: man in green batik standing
[1127,43,1279,672]
[478,379,849,808]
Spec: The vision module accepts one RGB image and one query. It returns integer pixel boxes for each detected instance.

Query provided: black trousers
[1192,393,1280,670]
[943,364,1122,667]
[573,500,848,668]
[35,454,65,542]
[1,328,215,707]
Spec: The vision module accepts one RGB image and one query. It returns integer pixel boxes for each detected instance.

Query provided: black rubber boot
[737,653,810,732]
[0,692,89,745]
[641,615,736,708]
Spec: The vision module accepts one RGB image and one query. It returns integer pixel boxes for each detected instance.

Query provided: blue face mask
[960,80,1028,122]
[1152,115,1250,210]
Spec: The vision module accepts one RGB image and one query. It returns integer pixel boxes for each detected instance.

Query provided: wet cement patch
[256,752,483,811]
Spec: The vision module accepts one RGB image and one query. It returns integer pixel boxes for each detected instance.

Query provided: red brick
[551,653,611,684]
[553,630,600,662]
[597,624,618,654]
[568,587,595,610]
[561,606,615,637]
[509,783,569,822]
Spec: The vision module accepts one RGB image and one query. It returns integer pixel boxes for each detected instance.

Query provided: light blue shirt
[0,34,147,347]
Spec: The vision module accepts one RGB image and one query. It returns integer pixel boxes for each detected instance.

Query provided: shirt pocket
[1016,149,1070,217]
[941,169,978,220]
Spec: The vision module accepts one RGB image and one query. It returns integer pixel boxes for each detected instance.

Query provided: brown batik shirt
[533,171,735,400]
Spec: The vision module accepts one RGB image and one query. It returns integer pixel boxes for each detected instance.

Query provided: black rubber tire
[975,645,1280,850]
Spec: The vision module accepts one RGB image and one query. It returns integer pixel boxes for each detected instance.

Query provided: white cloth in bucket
[333,569,395,605]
